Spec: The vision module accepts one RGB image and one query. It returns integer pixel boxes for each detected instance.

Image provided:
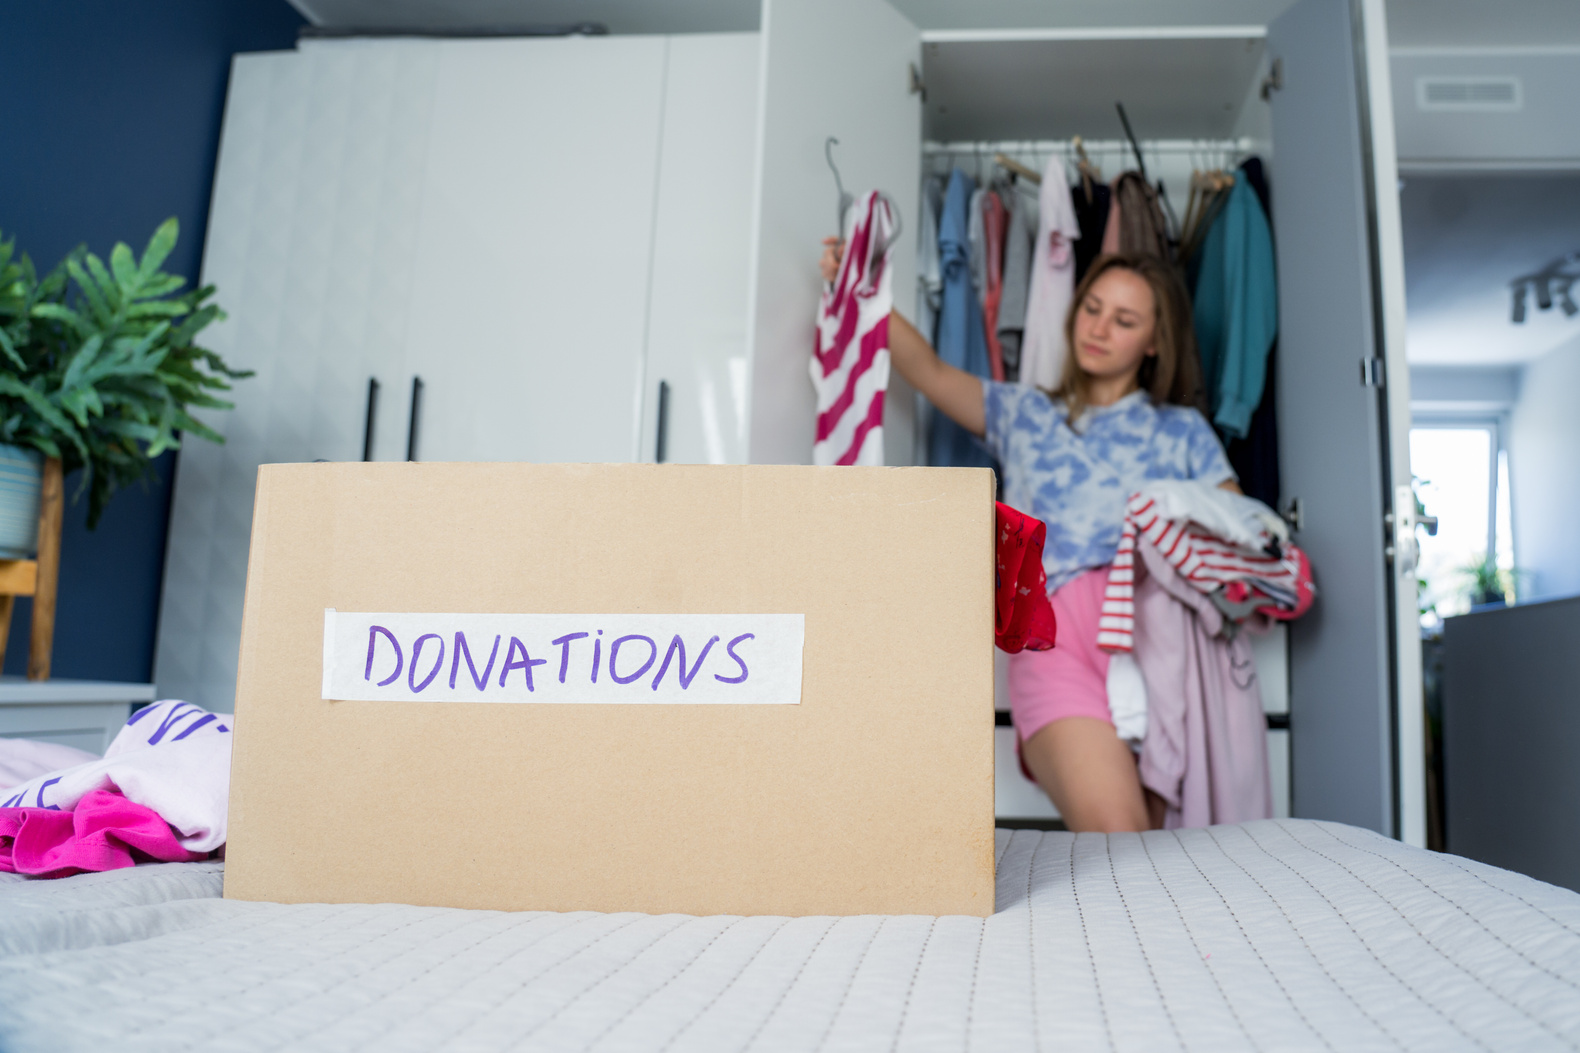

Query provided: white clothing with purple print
[0,700,231,851]
[982,383,1235,594]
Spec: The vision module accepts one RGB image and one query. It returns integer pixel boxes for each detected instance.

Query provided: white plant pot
[0,445,42,560]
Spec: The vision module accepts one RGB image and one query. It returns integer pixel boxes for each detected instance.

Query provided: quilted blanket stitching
[1170,830,1342,1050]
[1219,825,1490,1050]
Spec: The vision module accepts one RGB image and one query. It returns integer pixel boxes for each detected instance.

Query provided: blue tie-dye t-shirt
[982,382,1235,594]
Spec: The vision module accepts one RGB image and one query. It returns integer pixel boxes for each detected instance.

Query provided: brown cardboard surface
[225,463,995,916]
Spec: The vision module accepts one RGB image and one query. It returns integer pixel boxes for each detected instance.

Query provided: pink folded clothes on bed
[0,788,204,877]
[0,700,231,858]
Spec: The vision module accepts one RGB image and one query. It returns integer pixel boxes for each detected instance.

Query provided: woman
[822,243,1239,832]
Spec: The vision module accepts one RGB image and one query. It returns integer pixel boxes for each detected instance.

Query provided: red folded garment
[995,502,1057,653]
[0,788,203,878]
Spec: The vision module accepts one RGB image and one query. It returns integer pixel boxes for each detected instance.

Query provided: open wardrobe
[157,0,1424,843]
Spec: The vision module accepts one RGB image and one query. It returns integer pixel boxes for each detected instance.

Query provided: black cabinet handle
[655,380,670,464]
[406,376,424,462]
[362,378,380,461]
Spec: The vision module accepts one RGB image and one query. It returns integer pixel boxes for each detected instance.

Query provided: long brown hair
[1051,253,1202,426]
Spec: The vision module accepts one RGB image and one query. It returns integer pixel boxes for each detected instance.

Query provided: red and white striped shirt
[813,191,897,467]
[1098,491,1312,652]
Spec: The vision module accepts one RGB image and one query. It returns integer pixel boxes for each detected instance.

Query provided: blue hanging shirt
[928,169,996,469]
[982,383,1236,593]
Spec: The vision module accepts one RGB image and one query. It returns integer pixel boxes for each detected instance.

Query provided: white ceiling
[1385,0,1580,49]
[285,0,1577,47]
[1401,174,1580,366]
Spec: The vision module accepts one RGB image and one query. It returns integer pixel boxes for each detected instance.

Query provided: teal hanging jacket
[1193,178,1278,440]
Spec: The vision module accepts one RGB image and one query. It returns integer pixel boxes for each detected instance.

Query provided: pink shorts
[1007,566,1113,744]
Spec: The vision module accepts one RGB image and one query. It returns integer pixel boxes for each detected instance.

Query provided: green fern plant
[0,218,249,527]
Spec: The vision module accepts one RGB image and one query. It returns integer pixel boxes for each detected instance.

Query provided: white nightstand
[0,678,158,756]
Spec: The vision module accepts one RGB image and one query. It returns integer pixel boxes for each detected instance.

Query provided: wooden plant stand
[0,457,64,680]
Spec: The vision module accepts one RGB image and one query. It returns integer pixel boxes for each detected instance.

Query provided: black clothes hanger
[1115,102,1148,184]
[825,137,854,235]
[1115,102,1182,246]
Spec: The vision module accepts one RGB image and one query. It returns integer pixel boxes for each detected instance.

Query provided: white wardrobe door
[1268,0,1414,836]
[745,0,922,466]
[402,36,668,464]
[637,33,759,466]
[155,43,439,712]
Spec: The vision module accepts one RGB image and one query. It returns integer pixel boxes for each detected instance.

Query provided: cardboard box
[225,463,995,916]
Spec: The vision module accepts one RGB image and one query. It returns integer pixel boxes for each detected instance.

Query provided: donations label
[320,610,805,705]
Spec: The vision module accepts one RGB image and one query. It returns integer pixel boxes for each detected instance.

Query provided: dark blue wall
[0,0,305,682]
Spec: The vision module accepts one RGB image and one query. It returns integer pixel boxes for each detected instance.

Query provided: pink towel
[0,788,203,878]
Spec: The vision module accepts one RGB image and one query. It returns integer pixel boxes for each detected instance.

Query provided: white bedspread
[3,820,1579,1051]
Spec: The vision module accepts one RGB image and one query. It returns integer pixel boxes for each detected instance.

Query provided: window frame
[1408,412,1515,615]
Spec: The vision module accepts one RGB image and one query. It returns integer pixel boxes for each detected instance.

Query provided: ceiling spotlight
[1509,252,1580,325]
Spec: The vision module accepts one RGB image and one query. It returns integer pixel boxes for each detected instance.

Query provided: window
[1410,424,1514,625]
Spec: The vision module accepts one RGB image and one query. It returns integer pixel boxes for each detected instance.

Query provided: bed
[3,820,1578,1051]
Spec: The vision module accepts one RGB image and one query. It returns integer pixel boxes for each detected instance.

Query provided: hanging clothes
[996,182,1036,382]
[929,169,996,469]
[967,187,987,299]
[1071,180,1111,283]
[1110,172,1171,261]
[1223,157,1281,508]
[916,174,944,344]
[1018,158,1079,391]
[1192,176,1277,439]
[1101,188,1122,255]
[981,188,1008,382]
[812,190,897,467]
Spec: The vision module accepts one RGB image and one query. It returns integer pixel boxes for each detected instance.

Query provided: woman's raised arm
[887,310,986,438]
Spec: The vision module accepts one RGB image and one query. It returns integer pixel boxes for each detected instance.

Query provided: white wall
[1509,331,1580,602]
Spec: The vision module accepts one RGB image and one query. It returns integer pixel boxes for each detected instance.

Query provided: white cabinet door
[157,43,439,712]
[745,0,922,466]
[1267,0,1419,840]
[637,34,760,466]
[401,36,668,465]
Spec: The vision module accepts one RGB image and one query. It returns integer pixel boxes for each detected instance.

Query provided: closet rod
[924,137,1258,156]
[919,26,1266,44]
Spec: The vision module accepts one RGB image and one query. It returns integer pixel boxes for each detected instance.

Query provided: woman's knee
[1020,717,1152,833]
[1067,800,1150,833]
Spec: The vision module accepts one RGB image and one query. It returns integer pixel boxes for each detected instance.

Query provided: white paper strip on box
[321,610,804,705]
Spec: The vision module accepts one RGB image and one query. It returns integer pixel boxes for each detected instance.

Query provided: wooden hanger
[1180,169,1237,261]
[993,152,1041,185]
[1072,136,1101,203]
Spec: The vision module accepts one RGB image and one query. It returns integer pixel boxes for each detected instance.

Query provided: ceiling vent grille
[1416,76,1522,112]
